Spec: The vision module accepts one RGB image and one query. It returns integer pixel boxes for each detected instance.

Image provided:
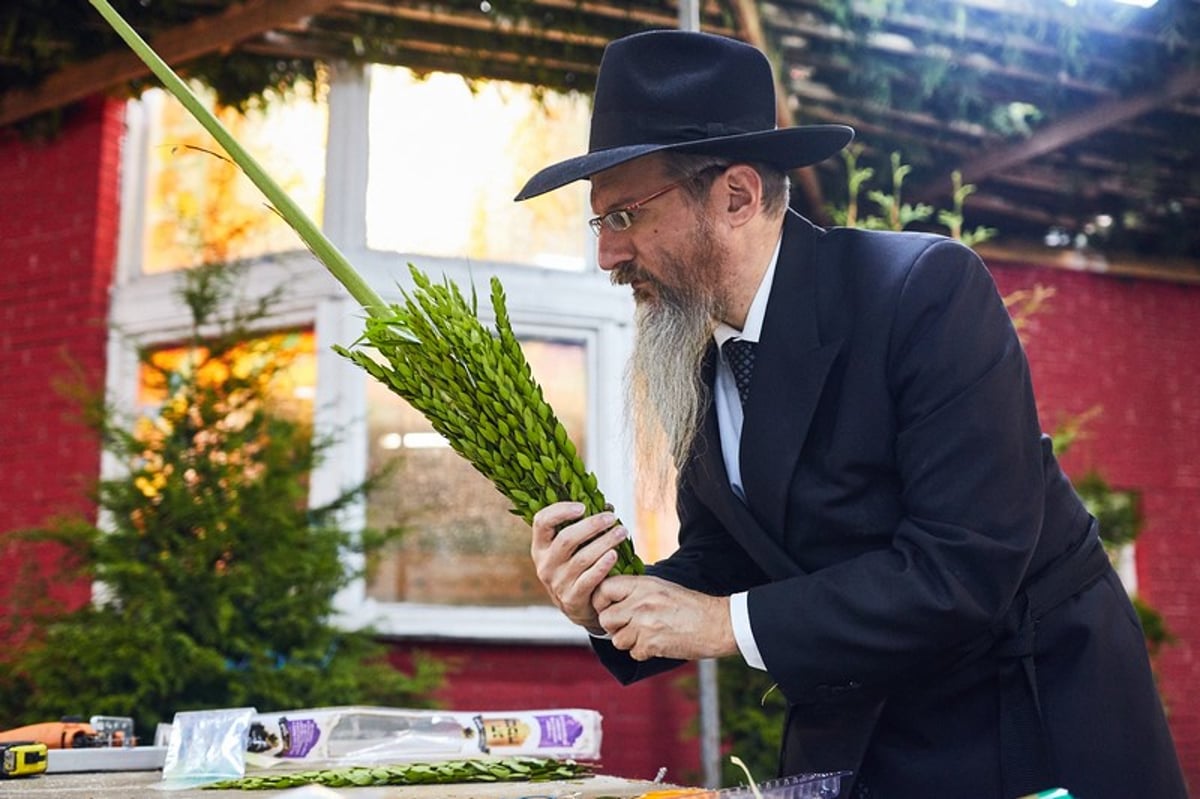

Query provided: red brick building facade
[2,99,1195,788]
[0,98,122,620]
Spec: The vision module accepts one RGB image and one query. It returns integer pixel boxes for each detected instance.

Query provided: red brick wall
[391,642,702,783]
[989,260,1200,788]
[0,98,124,619]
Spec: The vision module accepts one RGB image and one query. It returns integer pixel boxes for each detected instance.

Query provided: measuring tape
[0,741,48,778]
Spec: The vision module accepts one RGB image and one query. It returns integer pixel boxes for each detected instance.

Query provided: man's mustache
[611,263,650,287]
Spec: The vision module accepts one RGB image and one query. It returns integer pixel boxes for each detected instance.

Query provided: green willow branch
[87,0,386,318]
[203,756,595,790]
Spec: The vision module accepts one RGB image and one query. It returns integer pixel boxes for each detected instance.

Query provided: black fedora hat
[514,29,854,201]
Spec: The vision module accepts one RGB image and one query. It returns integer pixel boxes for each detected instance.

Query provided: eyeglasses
[588,180,685,236]
[587,164,730,236]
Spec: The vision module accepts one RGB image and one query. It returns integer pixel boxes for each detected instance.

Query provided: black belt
[995,526,1112,799]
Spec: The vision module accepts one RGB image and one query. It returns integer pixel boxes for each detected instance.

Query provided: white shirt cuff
[730,591,766,670]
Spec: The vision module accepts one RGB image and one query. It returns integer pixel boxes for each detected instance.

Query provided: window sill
[343,600,593,646]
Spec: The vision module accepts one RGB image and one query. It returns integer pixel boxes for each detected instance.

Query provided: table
[0,769,665,798]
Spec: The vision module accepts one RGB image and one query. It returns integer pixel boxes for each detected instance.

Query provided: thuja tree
[0,263,442,735]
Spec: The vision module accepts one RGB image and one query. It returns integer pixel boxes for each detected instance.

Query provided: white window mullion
[317,63,376,626]
[322,61,371,254]
[115,93,155,284]
[313,295,373,627]
[593,317,637,544]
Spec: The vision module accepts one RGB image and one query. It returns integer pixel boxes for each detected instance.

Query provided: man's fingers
[593,577,737,661]
[566,521,626,570]
[592,574,638,622]
[594,574,637,606]
[528,503,631,635]
[531,501,587,546]
[589,550,619,591]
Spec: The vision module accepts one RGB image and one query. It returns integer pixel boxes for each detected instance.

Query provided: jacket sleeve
[592,460,772,684]
[748,238,1048,702]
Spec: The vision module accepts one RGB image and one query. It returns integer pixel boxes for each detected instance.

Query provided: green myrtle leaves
[204,755,594,790]
[333,264,643,576]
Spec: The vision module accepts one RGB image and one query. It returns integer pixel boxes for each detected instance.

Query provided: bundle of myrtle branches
[204,756,593,790]
[334,265,643,576]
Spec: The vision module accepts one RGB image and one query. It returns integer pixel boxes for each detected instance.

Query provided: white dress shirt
[590,238,781,670]
[712,236,782,671]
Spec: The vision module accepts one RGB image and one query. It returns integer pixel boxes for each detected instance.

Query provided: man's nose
[595,228,632,273]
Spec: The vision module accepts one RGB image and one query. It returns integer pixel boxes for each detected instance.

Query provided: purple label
[280,718,321,758]
[536,714,584,748]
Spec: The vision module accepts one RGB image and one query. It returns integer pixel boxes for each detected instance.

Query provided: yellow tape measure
[0,741,48,778]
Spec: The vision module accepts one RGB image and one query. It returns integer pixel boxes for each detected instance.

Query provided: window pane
[132,330,316,513]
[365,338,587,606]
[366,67,590,270]
[140,84,328,273]
[138,331,317,419]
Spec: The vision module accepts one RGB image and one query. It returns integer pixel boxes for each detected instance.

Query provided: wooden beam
[0,0,345,127]
[247,30,599,76]
[976,239,1200,287]
[912,66,1200,203]
[773,0,1060,62]
[944,0,1174,44]
[791,84,991,144]
[766,4,1114,99]
[956,191,1065,226]
[728,0,830,222]
[774,0,1174,48]
[519,0,735,35]
[338,0,611,48]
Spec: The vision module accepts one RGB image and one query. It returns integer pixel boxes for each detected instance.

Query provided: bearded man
[516,29,1187,799]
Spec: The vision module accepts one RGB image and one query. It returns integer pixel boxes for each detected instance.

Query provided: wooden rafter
[765,5,1115,99]
[0,0,344,128]
[249,29,599,76]
[912,65,1200,203]
[338,1,612,49]
[947,0,1174,43]
[774,0,1063,61]
[340,0,734,37]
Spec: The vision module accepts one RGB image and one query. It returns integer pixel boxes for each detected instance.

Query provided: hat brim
[514,124,854,201]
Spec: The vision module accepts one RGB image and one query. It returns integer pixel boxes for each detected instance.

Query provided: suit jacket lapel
[691,349,806,581]
[740,213,844,537]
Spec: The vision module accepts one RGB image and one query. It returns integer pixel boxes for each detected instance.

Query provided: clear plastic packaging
[155,706,256,790]
[246,706,602,766]
[640,772,850,799]
[721,772,850,799]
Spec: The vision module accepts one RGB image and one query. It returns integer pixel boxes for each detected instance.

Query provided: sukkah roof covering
[3,0,1198,274]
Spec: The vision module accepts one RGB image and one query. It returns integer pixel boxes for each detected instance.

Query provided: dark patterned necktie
[722,338,757,406]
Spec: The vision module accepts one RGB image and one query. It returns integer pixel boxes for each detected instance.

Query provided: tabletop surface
[0,769,667,799]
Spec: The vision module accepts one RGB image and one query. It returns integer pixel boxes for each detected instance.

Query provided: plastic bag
[246,706,601,766]
[723,772,850,799]
[155,706,256,790]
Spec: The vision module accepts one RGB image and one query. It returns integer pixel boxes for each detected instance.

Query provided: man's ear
[721,164,763,227]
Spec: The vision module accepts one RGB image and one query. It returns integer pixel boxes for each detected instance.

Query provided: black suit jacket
[592,213,1186,798]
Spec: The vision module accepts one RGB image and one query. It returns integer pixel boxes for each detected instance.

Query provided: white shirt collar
[713,233,783,347]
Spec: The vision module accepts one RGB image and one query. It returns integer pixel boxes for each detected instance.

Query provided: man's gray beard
[627,281,719,499]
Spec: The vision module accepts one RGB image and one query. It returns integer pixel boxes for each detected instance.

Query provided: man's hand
[531,502,630,635]
[594,575,739,661]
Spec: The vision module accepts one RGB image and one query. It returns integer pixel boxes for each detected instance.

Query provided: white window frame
[109,63,638,645]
